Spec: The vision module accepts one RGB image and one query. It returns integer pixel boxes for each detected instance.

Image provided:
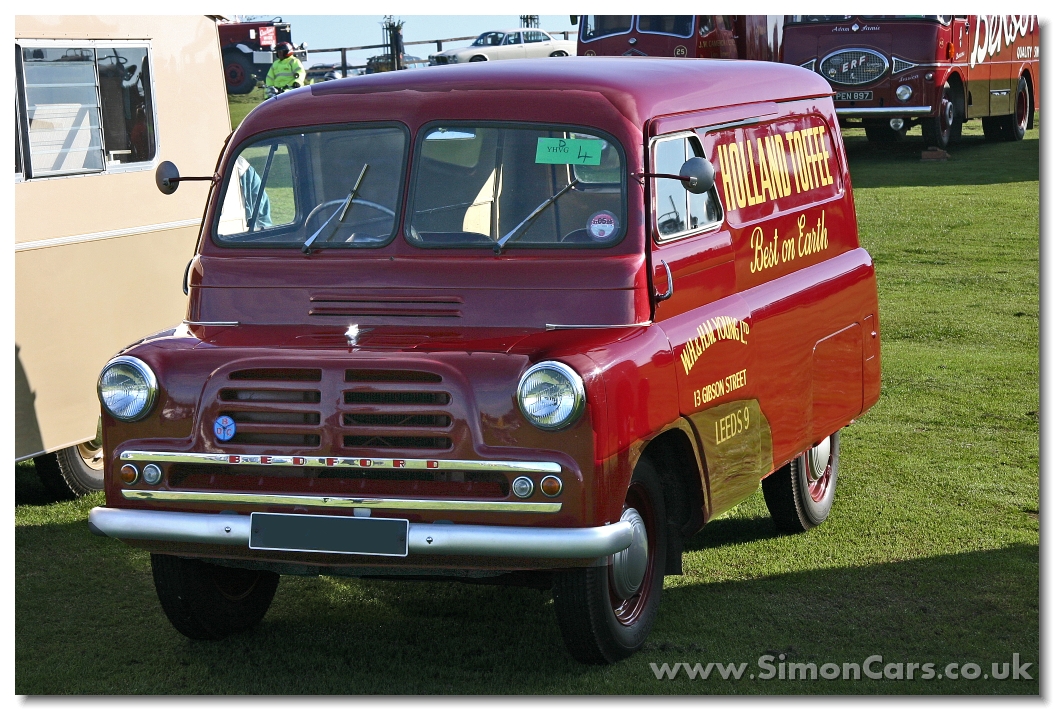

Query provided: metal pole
[340,48,348,77]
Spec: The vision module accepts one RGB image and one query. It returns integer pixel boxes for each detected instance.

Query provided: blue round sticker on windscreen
[214,415,236,442]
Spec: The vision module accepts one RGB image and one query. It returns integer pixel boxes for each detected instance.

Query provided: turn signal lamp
[946,42,954,60]
[512,476,535,498]
[142,464,163,485]
[540,475,563,497]
[120,464,139,485]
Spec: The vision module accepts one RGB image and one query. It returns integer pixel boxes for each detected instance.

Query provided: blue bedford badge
[214,415,236,442]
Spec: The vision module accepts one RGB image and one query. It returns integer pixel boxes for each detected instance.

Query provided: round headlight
[896,84,913,102]
[517,361,585,431]
[98,356,158,422]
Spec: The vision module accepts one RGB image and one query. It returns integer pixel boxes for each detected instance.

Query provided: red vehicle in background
[219,18,304,94]
[576,15,784,61]
[782,15,1040,148]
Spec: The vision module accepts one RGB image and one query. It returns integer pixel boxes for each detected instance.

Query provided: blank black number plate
[249,512,409,557]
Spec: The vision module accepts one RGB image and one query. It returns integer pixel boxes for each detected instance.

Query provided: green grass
[228,91,264,131]
[15,117,1038,694]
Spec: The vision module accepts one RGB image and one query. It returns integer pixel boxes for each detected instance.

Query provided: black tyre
[223,51,256,95]
[469,55,488,62]
[921,83,958,150]
[863,123,906,143]
[981,115,1005,141]
[549,51,569,57]
[151,554,279,640]
[552,456,666,664]
[34,436,104,499]
[762,431,840,533]
[1004,76,1031,141]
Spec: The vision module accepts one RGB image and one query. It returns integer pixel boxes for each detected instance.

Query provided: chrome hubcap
[610,507,649,600]
[942,100,954,131]
[806,436,832,482]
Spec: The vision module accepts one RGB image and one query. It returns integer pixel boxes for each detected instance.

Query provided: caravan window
[16,43,156,178]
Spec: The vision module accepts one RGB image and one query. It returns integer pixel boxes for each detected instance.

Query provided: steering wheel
[305,197,395,227]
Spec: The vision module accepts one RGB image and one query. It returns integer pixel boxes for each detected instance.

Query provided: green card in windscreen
[535,138,604,165]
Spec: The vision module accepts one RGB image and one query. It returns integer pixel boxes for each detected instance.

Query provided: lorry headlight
[896,84,913,102]
[98,356,158,422]
[517,361,585,431]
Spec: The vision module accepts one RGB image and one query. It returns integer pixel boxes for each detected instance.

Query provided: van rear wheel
[151,554,279,640]
[762,431,840,532]
[551,456,666,664]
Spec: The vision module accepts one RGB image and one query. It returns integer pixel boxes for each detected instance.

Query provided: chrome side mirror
[679,156,715,194]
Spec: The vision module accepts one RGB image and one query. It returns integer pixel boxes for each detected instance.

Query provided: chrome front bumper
[88,507,633,559]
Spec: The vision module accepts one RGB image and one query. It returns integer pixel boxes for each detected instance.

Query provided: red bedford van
[89,58,881,664]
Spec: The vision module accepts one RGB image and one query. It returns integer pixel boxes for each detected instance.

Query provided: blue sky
[272,15,579,68]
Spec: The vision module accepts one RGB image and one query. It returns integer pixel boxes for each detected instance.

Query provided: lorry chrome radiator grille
[341,368,454,451]
[166,464,508,498]
[819,49,889,86]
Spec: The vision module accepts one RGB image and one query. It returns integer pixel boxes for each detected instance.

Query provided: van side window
[653,134,722,240]
[16,43,156,178]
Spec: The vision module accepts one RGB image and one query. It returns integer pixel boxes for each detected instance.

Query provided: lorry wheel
[762,431,840,533]
[863,123,905,143]
[551,456,666,664]
[981,116,1005,141]
[1003,76,1031,141]
[151,554,280,640]
[223,51,256,95]
[34,433,105,499]
[921,83,957,150]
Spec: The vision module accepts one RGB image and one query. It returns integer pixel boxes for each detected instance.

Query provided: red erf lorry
[219,18,301,94]
[576,15,784,61]
[782,15,1040,148]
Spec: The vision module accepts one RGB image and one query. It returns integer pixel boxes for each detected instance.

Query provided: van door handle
[654,259,674,302]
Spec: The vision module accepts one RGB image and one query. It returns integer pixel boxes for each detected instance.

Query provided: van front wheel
[762,431,840,532]
[151,554,279,640]
[552,456,666,664]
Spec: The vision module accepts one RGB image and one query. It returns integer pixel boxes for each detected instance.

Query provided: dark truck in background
[575,15,784,62]
[782,15,1040,149]
[219,18,306,94]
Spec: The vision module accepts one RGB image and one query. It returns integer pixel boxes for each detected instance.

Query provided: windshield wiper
[302,163,369,254]
[493,178,580,255]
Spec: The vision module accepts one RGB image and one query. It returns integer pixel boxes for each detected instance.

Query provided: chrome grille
[819,49,888,86]
[167,463,509,498]
[217,369,323,448]
[341,369,453,451]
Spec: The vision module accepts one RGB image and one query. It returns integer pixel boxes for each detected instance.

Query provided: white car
[429,29,576,65]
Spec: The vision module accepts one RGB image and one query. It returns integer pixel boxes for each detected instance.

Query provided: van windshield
[214,125,407,248]
[407,125,625,249]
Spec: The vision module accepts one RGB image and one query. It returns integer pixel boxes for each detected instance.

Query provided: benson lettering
[716,124,833,212]
[680,316,751,375]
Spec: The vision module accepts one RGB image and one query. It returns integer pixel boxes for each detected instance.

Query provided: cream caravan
[15,16,232,496]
